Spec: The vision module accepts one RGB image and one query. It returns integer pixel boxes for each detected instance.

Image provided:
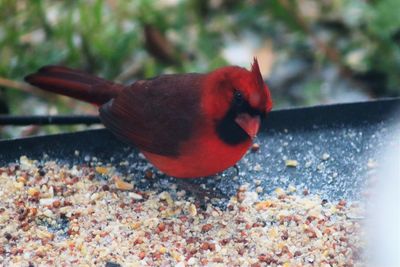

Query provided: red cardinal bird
[25,58,272,178]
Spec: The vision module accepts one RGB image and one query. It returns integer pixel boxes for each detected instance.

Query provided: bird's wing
[99,73,204,157]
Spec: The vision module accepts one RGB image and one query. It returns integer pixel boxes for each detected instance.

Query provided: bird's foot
[174,179,225,210]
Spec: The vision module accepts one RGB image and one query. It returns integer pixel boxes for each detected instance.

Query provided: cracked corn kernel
[255,200,273,210]
[114,177,133,191]
[95,166,109,175]
[285,160,298,167]
[14,181,24,189]
[189,203,197,216]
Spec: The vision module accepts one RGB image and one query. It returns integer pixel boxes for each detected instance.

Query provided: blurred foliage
[0,0,399,137]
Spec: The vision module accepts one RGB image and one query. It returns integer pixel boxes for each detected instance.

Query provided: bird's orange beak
[235,113,260,139]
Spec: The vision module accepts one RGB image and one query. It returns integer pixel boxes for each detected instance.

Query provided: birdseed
[0,156,365,266]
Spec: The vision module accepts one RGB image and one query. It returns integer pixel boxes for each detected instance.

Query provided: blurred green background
[1,0,400,138]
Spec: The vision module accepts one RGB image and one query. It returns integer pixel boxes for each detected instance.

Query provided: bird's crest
[251,57,264,91]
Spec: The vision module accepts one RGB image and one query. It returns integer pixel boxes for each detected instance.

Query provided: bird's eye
[234,90,243,105]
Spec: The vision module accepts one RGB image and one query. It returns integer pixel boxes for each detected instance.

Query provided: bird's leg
[233,164,240,176]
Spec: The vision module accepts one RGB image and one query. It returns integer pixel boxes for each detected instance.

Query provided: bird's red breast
[25,58,272,178]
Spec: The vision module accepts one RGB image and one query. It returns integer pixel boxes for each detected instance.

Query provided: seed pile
[0,156,365,266]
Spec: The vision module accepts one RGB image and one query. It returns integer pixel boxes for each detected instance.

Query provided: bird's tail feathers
[25,66,122,105]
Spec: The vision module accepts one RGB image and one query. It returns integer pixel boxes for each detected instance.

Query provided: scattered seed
[321,153,330,161]
[285,160,298,167]
[0,156,366,266]
[251,143,260,152]
[189,203,197,216]
[114,177,133,191]
[201,224,213,232]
